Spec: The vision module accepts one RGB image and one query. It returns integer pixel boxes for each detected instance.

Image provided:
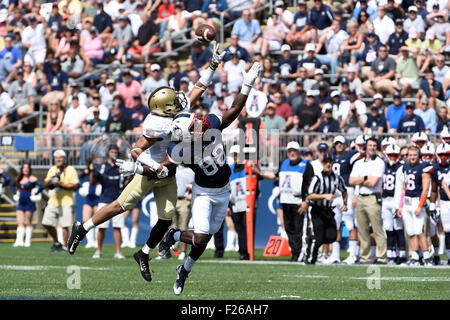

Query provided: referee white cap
[53,149,66,157]
[333,135,346,145]
[287,141,301,151]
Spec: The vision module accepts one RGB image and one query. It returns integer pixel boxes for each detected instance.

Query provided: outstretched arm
[220,62,261,130]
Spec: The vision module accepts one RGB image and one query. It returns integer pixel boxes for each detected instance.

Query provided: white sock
[57,226,63,244]
[130,227,138,246]
[225,231,237,250]
[15,226,25,244]
[25,226,33,246]
[411,251,419,261]
[142,244,152,255]
[83,219,95,231]
[423,250,430,260]
[174,230,181,241]
[183,256,196,272]
[438,233,445,255]
[387,249,393,259]
[355,244,360,257]
[332,241,340,259]
[349,240,357,257]
[121,227,130,245]
[399,250,406,258]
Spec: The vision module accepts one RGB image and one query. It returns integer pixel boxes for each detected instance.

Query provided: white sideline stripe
[0,265,112,271]
[291,274,450,282]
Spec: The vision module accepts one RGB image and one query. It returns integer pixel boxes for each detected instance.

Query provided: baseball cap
[151,64,160,71]
[426,28,436,40]
[370,103,378,109]
[395,18,404,25]
[393,92,402,99]
[50,58,60,65]
[341,77,349,84]
[306,90,315,97]
[275,0,284,7]
[92,93,100,99]
[333,135,346,145]
[322,105,333,113]
[28,15,37,22]
[53,149,66,157]
[118,15,127,21]
[281,44,291,52]
[125,54,134,61]
[296,78,303,85]
[298,0,307,5]
[367,31,376,37]
[408,5,418,12]
[322,153,333,163]
[330,90,340,98]
[16,67,24,75]
[317,143,329,151]
[180,76,189,83]
[287,141,301,151]
[314,68,324,75]
[405,102,414,109]
[106,79,115,85]
[347,64,356,73]
[305,43,315,52]
[318,81,327,89]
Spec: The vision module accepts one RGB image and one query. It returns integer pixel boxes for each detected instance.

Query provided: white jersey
[141,113,173,163]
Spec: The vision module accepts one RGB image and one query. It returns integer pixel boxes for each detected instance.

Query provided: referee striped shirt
[308,171,346,207]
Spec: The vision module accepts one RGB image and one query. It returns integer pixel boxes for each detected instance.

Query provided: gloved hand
[13,191,19,202]
[241,62,262,95]
[116,154,143,177]
[156,165,169,179]
[209,41,225,71]
[430,208,440,224]
[30,187,42,202]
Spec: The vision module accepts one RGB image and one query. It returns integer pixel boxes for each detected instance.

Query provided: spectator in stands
[362,44,396,97]
[413,0,428,24]
[0,34,22,69]
[227,0,262,21]
[298,43,322,78]
[339,76,351,101]
[99,78,118,109]
[343,64,364,100]
[359,31,381,79]
[258,12,286,57]
[404,5,425,39]
[364,103,387,134]
[305,0,334,43]
[414,96,437,133]
[62,94,88,157]
[58,0,83,16]
[417,70,445,111]
[156,0,175,41]
[162,2,188,53]
[418,28,441,73]
[42,149,79,252]
[341,19,364,69]
[397,101,426,133]
[268,1,294,36]
[41,59,69,109]
[62,48,86,79]
[272,91,293,130]
[230,8,262,54]
[54,28,77,62]
[296,90,322,133]
[105,103,133,133]
[118,55,142,83]
[129,93,149,132]
[0,83,15,130]
[82,106,106,136]
[256,57,275,93]
[166,60,181,89]
[191,41,213,71]
[356,10,373,36]
[9,7,29,30]
[201,84,217,111]
[9,66,35,115]
[385,92,406,132]
[433,55,450,84]
[318,105,341,140]
[436,106,450,133]
[427,10,449,47]
[63,81,88,110]
[313,80,331,107]
[352,0,377,22]
[21,61,37,90]
[118,70,142,109]
[88,92,109,121]
[384,0,403,21]
[0,52,14,84]
[338,89,367,134]
[373,7,395,44]
[323,90,340,119]
[387,19,408,56]
[286,79,306,115]
[394,46,419,97]
[108,15,133,63]
[262,102,286,132]
[83,26,105,66]
[22,15,46,72]
[315,19,348,84]
[141,63,168,98]
[372,93,386,115]
[201,0,228,27]
[223,34,251,65]
[43,101,64,159]
[405,27,422,57]
[286,0,309,49]
[223,53,246,93]
[94,2,113,34]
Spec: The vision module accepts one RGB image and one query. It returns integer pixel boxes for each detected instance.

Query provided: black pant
[309,206,337,263]
[231,210,248,256]
[214,221,225,255]
[282,203,304,259]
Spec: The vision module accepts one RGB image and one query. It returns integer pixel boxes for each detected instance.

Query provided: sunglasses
[401,154,408,157]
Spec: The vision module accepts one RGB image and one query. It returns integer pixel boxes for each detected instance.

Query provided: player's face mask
[387,154,399,166]
[437,153,449,165]
[188,114,211,140]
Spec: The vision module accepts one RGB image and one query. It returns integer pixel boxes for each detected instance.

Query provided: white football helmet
[411,132,428,148]
[381,137,397,150]
[385,144,400,166]
[170,112,211,141]
[441,126,450,144]
[355,134,370,151]
[421,143,435,162]
[436,143,450,165]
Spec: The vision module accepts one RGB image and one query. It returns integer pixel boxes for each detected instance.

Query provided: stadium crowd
[1,0,450,266]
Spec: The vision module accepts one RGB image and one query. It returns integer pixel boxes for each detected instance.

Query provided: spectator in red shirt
[117,71,143,109]
[272,91,293,130]
[156,0,175,41]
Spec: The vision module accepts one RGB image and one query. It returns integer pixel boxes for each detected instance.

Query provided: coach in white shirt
[349,137,387,264]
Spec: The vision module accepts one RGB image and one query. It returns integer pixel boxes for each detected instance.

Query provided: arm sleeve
[301,162,314,201]
[35,180,45,193]
[308,175,319,195]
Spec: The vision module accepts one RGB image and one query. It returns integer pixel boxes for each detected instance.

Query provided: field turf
[0,243,449,300]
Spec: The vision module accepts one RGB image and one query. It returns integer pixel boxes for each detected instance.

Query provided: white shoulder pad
[142,114,173,139]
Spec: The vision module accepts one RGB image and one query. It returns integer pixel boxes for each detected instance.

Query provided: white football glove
[79,182,89,197]
[95,184,102,197]
[116,155,143,177]
[13,191,19,202]
[209,41,225,71]
[241,62,262,95]
[156,166,169,179]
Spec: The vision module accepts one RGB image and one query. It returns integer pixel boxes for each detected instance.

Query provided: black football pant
[309,206,337,263]
[282,203,304,260]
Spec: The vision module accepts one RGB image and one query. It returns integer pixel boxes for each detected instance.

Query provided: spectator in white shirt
[338,89,367,134]
[432,55,450,84]
[403,5,425,39]
[223,53,246,93]
[22,15,46,72]
[141,64,168,99]
[372,7,395,44]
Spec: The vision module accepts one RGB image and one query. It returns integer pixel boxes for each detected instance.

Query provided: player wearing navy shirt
[395,146,434,266]
[381,144,406,265]
[158,63,262,295]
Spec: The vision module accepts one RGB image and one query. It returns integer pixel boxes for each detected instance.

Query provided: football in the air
[195,24,216,43]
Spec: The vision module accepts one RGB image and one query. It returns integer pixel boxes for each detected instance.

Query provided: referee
[305,153,348,264]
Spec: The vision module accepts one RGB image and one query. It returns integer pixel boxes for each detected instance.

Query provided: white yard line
[0,265,112,271]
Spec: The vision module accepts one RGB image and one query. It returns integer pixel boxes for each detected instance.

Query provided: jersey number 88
[198,144,226,176]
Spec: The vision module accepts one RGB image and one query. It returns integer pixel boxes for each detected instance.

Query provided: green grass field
[1,243,449,300]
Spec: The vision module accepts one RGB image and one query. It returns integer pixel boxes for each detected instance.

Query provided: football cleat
[134,250,152,282]
[387,258,397,265]
[406,259,420,266]
[49,242,64,252]
[423,259,433,267]
[158,227,178,258]
[324,255,340,265]
[155,250,172,260]
[173,264,189,295]
[68,221,87,255]
[342,255,356,265]
[397,257,407,265]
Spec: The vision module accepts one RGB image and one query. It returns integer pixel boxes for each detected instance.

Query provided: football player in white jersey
[68,44,226,283]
